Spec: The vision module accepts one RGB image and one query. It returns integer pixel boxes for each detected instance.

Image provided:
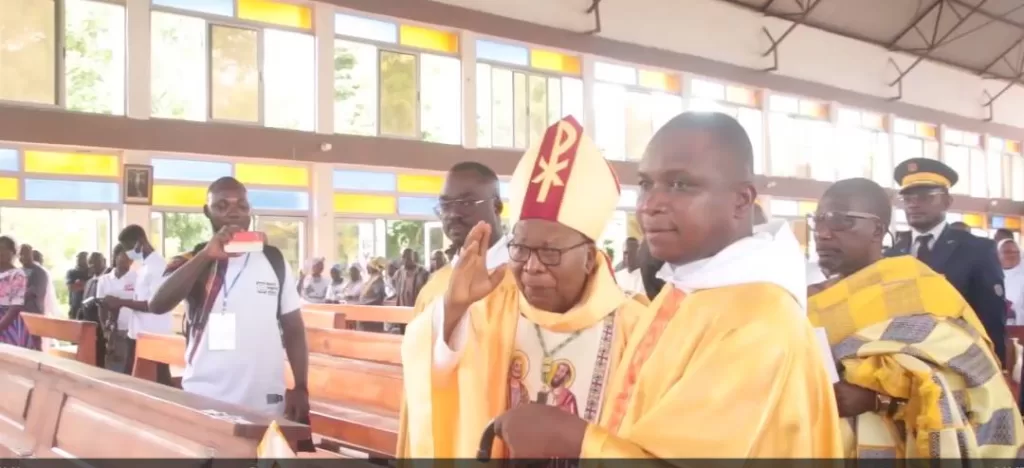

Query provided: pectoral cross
[535,356,554,405]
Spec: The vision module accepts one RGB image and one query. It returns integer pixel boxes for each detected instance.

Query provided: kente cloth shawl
[399,258,644,458]
[808,255,1024,459]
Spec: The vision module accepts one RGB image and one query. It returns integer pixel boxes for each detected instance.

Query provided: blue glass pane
[498,181,510,200]
[152,158,232,182]
[334,13,397,43]
[398,196,436,216]
[992,216,1006,229]
[0,148,18,171]
[24,179,119,204]
[476,39,528,66]
[333,170,396,192]
[152,0,233,16]
[249,189,310,211]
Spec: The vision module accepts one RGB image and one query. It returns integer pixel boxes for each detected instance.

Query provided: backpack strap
[262,244,287,324]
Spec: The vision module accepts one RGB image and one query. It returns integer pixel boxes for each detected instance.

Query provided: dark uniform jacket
[886,225,1007,363]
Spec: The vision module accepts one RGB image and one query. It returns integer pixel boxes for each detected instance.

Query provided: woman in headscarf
[999,238,1024,325]
[325,263,347,303]
[354,257,388,332]
[358,257,388,306]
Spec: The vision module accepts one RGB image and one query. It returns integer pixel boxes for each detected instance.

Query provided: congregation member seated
[298,257,329,304]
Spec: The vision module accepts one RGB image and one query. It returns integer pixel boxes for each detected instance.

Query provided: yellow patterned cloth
[809,256,1024,458]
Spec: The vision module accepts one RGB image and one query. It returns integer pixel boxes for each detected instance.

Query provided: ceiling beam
[888,0,991,86]
[887,0,944,48]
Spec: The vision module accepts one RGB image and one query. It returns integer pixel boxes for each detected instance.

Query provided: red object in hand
[225,231,265,253]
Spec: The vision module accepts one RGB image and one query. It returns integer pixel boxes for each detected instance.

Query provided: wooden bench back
[301,309,346,329]
[0,344,308,458]
[133,332,402,412]
[21,314,98,366]
[305,327,402,365]
[302,304,415,327]
[132,332,402,456]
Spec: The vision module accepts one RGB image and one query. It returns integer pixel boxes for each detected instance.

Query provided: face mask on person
[126,247,144,262]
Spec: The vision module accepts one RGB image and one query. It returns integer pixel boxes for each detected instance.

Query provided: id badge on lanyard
[208,254,249,352]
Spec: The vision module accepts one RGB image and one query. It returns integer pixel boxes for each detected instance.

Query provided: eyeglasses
[897,189,946,204]
[809,211,880,233]
[508,241,590,267]
[433,198,493,217]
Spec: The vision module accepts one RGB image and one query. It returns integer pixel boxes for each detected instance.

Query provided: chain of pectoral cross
[532,323,583,405]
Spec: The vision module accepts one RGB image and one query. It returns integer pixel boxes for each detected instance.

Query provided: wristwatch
[875,393,903,416]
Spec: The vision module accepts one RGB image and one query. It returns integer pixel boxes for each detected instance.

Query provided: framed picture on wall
[123,164,153,205]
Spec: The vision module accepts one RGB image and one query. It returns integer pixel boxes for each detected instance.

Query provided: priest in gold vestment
[395,161,509,457]
[808,177,1024,459]
[399,116,646,458]
[566,112,843,459]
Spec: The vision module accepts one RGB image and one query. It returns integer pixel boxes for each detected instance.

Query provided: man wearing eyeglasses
[808,177,1022,458]
[398,116,646,458]
[395,160,510,457]
[886,157,1007,365]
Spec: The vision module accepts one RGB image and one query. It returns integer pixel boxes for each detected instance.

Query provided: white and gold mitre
[506,116,622,241]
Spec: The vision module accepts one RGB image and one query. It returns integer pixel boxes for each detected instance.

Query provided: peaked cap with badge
[893,157,959,193]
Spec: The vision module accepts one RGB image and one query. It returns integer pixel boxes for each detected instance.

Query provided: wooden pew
[132,331,402,457]
[21,314,98,366]
[0,343,309,458]
[305,327,402,365]
[302,303,415,330]
[302,308,346,330]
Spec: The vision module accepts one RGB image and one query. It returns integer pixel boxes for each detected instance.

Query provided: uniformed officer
[886,157,1007,364]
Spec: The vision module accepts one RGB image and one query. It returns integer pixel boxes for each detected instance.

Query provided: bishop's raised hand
[444,221,507,320]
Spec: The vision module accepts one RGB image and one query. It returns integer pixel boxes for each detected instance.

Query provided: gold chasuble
[399,116,646,458]
[809,256,1024,458]
[396,239,511,457]
[582,220,845,459]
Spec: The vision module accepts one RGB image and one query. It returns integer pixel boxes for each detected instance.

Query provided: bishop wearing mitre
[399,116,646,458]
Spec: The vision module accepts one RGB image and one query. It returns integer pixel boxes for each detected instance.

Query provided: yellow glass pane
[23,151,118,176]
[725,86,758,107]
[398,24,458,53]
[797,201,818,216]
[237,0,311,29]
[530,49,580,75]
[962,213,984,228]
[153,185,207,207]
[799,101,828,119]
[0,0,56,105]
[235,163,308,187]
[334,193,395,214]
[863,112,885,130]
[396,174,444,194]
[1006,217,1021,230]
[500,202,509,219]
[0,177,18,200]
[637,70,680,93]
[1006,140,1021,154]
[917,123,937,139]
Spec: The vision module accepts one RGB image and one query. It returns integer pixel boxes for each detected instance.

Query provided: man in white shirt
[97,244,137,373]
[149,177,310,423]
[109,224,171,380]
[613,237,643,294]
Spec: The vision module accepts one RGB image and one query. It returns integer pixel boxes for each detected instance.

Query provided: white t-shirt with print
[129,252,171,339]
[96,270,137,331]
[181,252,301,416]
